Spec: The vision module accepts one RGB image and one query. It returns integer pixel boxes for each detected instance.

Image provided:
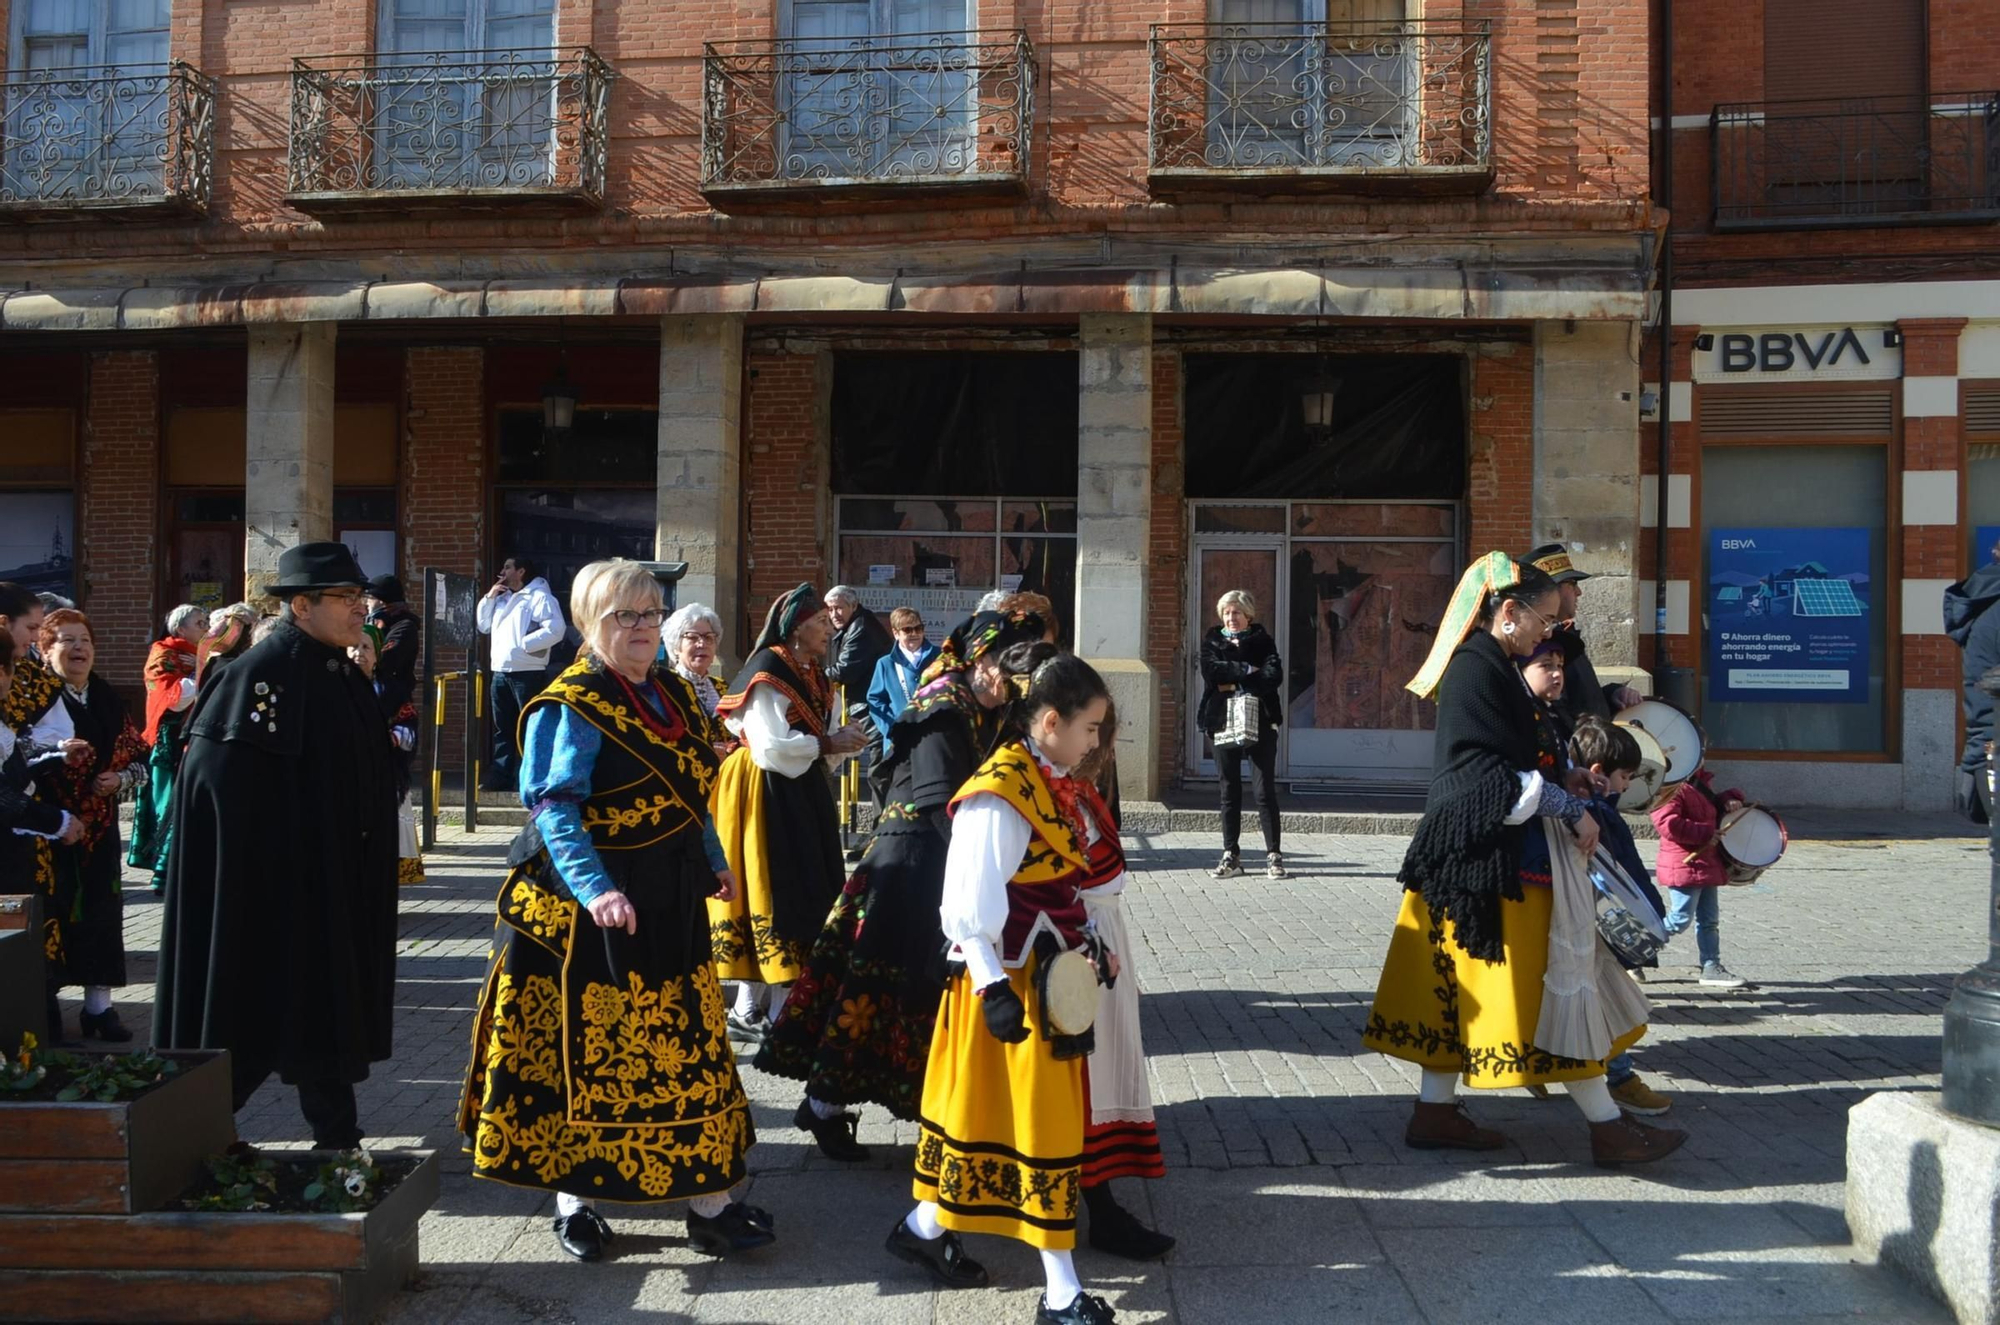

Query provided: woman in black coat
[1198,589,1284,878]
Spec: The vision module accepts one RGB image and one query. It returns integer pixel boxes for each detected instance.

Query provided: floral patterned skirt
[459,840,754,1203]
[754,825,949,1118]
[1361,886,1644,1089]
[913,963,1084,1252]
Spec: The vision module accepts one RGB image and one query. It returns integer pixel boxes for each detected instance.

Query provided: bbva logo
[1721,539,1757,550]
[1718,329,1870,373]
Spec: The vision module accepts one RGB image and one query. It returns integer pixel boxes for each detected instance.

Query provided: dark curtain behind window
[1183,353,1466,500]
[832,352,1081,495]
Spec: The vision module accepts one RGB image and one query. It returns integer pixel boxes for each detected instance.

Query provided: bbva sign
[1718,329,1870,373]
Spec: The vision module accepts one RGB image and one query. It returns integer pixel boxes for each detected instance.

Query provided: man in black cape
[1523,544,1645,724]
[154,542,398,1150]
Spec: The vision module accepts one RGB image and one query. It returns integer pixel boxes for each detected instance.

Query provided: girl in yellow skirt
[1361,552,1686,1168]
[708,583,871,1041]
[890,644,1122,1325]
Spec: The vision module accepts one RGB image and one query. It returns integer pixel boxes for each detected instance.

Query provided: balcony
[1147,21,1491,194]
[0,62,216,219]
[700,31,1035,200]
[1712,93,2000,230]
[286,48,612,215]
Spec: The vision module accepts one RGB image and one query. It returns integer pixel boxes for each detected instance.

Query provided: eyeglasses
[1516,604,1555,637]
[682,630,719,646]
[604,608,669,629]
[321,589,367,605]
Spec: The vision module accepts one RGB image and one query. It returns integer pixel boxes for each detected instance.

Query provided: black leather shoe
[1085,1197,1176,1261]
[885,1217,989,1288]
[727,1011,769,1044]
[687,1202,777,1257]
[734,1203,775,1234]
[79,1008,134,1044]
[793,1098,871,1162]
[553,1209,608,1262]
[1037,1291,1117,1324]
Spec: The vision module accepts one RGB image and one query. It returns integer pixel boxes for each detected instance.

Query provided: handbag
[1214,691,1261,750]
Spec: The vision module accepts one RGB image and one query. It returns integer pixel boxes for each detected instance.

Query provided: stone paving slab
[88,816,1989,1324]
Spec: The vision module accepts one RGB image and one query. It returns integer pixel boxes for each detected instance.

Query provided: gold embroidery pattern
[581,793,686,842]
[1,656,60,731]
[567,963,738,1123]
[540,668,720,798]
[501,872,575,957]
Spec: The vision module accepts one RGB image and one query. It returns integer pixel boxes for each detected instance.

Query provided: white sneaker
[1211,853,1244,879]
[1699,961,1748,989]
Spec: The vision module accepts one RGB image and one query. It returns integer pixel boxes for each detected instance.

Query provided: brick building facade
[0,0,1657,800]
[1643,0,1999,810]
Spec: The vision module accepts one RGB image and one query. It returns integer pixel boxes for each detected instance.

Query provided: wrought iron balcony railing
[701,30,1035,196]
[287,47,612,211]
[1148,21,1491,190]
[0,62,216,217]
[1712,93,2000,230]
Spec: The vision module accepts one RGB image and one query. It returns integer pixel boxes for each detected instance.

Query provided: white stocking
[1418,1069,1459,1104]
[732,981,764,1018]
[1564,1075,1621,1124]
[904,1201,945,1241]
[555,1191,587,1217]
[82,986,112,1016]
[1040,1249,1083,1311]
[688,1192,729,1218]
[765,983,791,1021]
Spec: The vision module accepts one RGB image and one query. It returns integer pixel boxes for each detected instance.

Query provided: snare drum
[1716,805,1787,884]
[1616,721,1676,812]
[1615,698,1706,786]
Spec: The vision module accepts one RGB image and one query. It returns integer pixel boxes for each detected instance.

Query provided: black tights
[1217,730,1279,855]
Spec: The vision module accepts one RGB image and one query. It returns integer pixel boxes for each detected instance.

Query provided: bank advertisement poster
[1976,525,2000,567]
[1706,527,1871,704]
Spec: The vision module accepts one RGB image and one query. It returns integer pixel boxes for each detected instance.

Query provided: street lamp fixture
[1300,362,1339,438]
[541,361,578,437]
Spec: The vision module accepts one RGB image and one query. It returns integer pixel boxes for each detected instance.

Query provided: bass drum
[1615,698,1706,786]
[1716,804,1788,885]
[1615,720,1676,812]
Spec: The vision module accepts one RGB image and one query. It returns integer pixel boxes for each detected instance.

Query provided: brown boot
[1405,1101,1508,1151]
[1589,1114,1688,1168]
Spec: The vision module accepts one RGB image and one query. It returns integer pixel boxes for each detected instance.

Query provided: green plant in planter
[46,1048,180,1102]
[187,1150,281,1212]
[1,1032,46,1092]
[306,1150,385,1213]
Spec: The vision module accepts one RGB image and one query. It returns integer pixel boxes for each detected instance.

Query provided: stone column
[1532,319,1643,672]
[1076,313,1159,798]
[656,314,745,650]
[245,322,336,599]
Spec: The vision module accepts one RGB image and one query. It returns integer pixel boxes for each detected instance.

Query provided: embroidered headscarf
[919,608,1048,688]
[750,583,821,654]
[1405,550,1522,701]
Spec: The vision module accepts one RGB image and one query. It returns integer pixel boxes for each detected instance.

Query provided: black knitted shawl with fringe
[1397,630,1541,964]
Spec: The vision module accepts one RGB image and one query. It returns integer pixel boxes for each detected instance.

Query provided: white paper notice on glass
[1000,574,1023,593]
[925,567,957,587]
[868,564,896,585]
[435,575,448,618]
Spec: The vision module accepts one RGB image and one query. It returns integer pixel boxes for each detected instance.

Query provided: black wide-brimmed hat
[266,542,369,598]
[1524,542,1592,584]
[365,573,406,604]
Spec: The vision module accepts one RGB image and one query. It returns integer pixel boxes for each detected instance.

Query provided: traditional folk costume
[1361,553,1676,1167]
[757,610,1046,1159]
[708,585,849,1030]
[29,671,147,1042]
[1,651,62,944]
[460,653,770,1257]
[129,634,199,891]
[0,722,68,895]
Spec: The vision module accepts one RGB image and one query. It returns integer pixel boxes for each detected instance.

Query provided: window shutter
[1698,388,1895,438]
[1967,386,2000,439]
[1763,0,1923,103]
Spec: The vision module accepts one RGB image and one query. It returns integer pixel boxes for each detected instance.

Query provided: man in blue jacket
[1945,542,2000,823]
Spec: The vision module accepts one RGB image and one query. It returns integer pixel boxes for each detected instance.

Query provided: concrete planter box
[0,1149,439,1323]
[0,1048,233,1215]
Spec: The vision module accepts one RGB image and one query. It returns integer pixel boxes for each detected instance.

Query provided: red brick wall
[740,352,829,653]
[79,351,160,689]
[1899,320,1966,695]
[402,346,481,770]
[1466,344,1533,556]
[1146,349,1187,790]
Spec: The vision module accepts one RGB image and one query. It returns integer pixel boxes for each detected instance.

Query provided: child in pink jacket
[1650,768,1750,989]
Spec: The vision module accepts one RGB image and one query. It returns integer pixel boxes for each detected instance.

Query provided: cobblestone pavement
[101,820,1991,1324]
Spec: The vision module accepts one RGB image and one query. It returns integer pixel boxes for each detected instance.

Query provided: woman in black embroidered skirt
[757,608,1048,1161]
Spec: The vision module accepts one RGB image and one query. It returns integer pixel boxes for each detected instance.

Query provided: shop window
[496,489,654,604]
[831,352,1079,495]
[835,497,1077,642]
[1698,443,1889,755]
[0,407,75,599]
[496,407,656,483]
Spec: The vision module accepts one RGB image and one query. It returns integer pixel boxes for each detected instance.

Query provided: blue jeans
[1664,886,1722,967]
[1606,1052,1636,1086]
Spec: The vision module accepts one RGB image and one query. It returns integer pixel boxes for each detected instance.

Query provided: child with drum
[1651,767,1752,989]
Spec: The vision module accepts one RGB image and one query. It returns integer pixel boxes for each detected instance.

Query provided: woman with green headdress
[756,607,1050,1164]
[708,583,871,1041]
[1361,551,1683,1168]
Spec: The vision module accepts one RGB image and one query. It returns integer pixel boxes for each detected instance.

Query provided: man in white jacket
[475,556,566,791]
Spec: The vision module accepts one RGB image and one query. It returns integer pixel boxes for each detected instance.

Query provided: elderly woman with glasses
[662,602,726,717]
[459,559,769,1265]
[709,583,870,1043]
[1361,553,1680,1169]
